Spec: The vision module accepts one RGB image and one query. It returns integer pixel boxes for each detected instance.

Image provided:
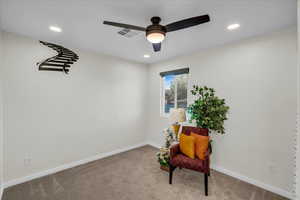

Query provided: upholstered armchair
[169,126,211,196]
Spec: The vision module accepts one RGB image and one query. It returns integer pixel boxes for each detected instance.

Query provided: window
[160,68,189,115]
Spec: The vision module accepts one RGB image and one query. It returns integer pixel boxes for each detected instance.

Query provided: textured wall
[147,28,297,195]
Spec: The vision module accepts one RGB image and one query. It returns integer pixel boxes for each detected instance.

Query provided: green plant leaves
[188,85,229,134]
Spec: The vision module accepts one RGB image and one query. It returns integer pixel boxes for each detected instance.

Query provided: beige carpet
[2,145,288,200]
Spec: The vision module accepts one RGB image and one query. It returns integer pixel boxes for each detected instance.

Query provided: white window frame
[160,73,189,117]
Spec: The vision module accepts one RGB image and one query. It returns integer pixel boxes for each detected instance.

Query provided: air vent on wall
[37,41,79,74]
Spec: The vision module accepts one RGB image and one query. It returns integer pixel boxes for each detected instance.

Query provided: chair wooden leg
[204,173,208,196]
[169,165,176,184]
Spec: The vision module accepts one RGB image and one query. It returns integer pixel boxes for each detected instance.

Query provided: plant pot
[160,165,169,172]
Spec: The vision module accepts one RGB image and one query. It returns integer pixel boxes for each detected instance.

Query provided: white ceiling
[0,0,297,64]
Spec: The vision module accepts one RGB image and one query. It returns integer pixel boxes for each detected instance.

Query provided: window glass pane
[164,75,175,113]
[176,74,188,109]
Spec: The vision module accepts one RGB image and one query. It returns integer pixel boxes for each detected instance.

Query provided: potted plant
[156,148,170,171]
[188,85,229,134]
[156,128,176,171]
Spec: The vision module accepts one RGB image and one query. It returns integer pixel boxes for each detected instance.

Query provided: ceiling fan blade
[103,21,146,32]
[152,43,161,52]
[165,15,210,32]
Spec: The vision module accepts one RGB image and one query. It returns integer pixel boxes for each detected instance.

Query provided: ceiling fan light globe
[146,33,165,43]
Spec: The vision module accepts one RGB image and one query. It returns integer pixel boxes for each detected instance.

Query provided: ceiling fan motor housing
[146,25,166,37]
[146,16,166,37]
[151,16,161,24]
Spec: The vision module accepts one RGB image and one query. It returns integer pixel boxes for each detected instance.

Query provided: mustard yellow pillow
[179,134,195,159]
[191,132,209,160]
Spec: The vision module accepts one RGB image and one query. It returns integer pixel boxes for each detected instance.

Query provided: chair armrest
[208,141,212,154]
[203,147,211,173]
[170,144,180,159]
[204,149,210,159]
[204,141,212,159]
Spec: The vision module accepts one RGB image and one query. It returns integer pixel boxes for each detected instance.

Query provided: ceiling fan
[103,15,210,52]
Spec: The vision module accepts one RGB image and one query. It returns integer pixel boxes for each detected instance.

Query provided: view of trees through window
[163,74,188,113]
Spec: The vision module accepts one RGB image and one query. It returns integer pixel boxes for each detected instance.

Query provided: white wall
[0,30,4,198]
[0,27,297,199]
[2,32,148,183]
[296,1,300,199]
[147,28,297,196]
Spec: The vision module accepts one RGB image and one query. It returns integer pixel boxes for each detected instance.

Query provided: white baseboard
[147,142,161,149]
[3,141,294,200]
[147,141,293,199]
[211,165,293,199]
[3,142,147,189]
